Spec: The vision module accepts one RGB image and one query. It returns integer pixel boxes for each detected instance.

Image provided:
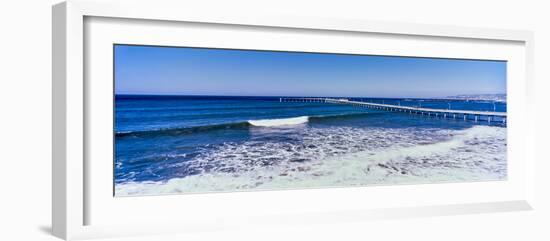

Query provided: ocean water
[114,95,507,196]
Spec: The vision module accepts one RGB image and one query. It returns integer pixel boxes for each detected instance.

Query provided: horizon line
[114,93,507,99]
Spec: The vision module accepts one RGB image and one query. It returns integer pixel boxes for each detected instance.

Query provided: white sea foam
[248,116,309,127]
[115,125,507,196]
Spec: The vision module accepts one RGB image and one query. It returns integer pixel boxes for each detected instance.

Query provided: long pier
[280,97,506,124]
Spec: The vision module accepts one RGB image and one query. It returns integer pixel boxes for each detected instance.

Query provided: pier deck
[280,97,506,124]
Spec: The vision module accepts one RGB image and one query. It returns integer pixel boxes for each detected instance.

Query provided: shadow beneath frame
[38,225,52,235]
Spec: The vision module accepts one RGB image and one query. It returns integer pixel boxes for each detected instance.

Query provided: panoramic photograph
[113,44,507,196]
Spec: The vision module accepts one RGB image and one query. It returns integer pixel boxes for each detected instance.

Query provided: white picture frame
[52,0,535,240]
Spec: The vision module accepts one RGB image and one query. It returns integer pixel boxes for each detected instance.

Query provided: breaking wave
[115,125,507,196]
[248,116,309,127]
[116,113,372,138]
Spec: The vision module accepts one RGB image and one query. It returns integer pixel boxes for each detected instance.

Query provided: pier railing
[279,97,506,124]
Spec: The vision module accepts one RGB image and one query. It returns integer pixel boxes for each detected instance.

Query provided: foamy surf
[248,116,309,127]
[115,125,506,196]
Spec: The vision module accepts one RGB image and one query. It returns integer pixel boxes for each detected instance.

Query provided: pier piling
[281,97,506,125]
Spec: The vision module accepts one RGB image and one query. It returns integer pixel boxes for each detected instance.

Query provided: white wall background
[0,0,548,240]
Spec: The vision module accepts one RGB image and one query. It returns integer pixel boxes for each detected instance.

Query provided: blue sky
[114,45,506,98]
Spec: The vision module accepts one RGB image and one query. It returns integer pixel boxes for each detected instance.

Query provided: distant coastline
[444,94,506,102]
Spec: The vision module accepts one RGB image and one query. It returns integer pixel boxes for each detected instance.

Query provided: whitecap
[248,116,309,127]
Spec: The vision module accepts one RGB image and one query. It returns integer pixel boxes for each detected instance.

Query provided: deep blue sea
[114,95,507,196]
